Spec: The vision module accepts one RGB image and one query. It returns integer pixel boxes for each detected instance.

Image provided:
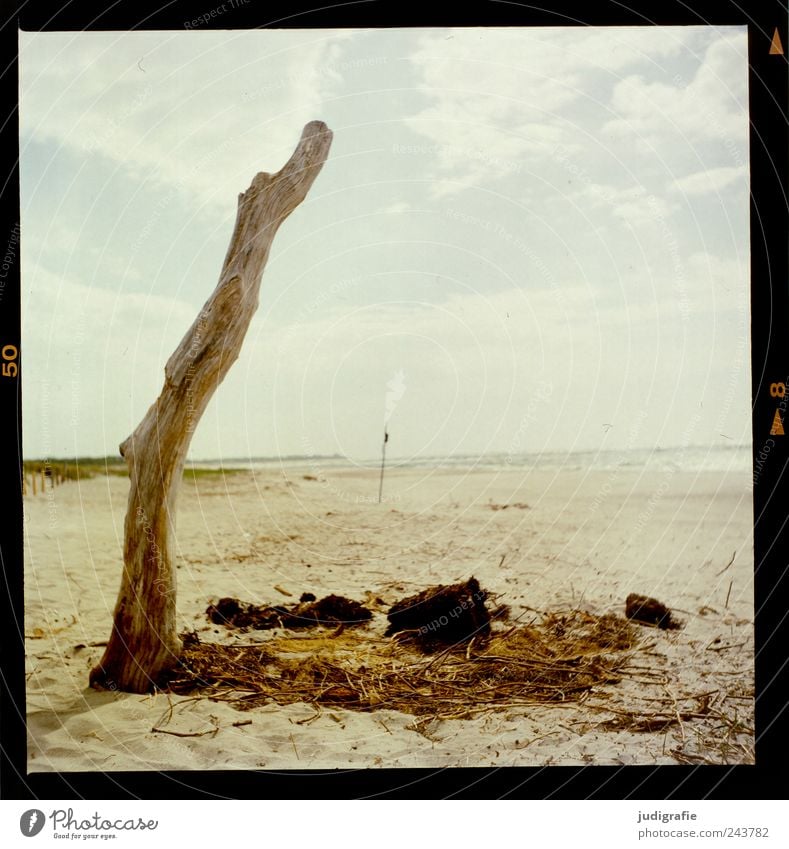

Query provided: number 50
[2,344,18,377]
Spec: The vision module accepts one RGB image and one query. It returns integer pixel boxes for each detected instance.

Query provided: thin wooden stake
[378,428,388,504]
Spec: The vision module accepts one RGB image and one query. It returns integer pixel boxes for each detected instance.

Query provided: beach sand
[24,460,754,770]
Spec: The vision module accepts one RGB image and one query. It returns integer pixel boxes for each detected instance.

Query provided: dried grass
[165,609,639,718]
[159,607,754,764]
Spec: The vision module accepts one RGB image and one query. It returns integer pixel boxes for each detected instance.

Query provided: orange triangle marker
[770,409,784,436]
[770,28,784,55]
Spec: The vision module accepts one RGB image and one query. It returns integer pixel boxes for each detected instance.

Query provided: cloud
[19,30,351,209]
[571,181,678,224]
[404,27,702,195]
[602,30,748,154]
[671,165,748,196]
[380,201,411,214]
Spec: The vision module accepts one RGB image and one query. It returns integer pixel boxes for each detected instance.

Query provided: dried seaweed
[384,577,492,648]
[158,605,754,764]
[165,609,639,718]
[206,594,372,630]
[625,593,682,630]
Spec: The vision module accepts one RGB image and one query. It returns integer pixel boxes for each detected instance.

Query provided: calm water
[202,445,752,474]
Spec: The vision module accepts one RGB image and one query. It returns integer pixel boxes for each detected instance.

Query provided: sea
[194,444,753,475]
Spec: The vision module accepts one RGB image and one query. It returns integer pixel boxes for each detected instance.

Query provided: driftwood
[90,121,333,693]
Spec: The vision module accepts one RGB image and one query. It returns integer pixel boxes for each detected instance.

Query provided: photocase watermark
[0,220,20,304]
[671,72,747,169]
[276,274,368,352]
[715,294,749,434]
[356,492,401,504]
[135,504,174,597]
[417,586,488,637]
[242,56,388,102]
[302,275,366,319]
[70,311,87,428]
[127,134,237,260]
[445,207,560,302]
[83,84,152,155]
[628,411,702,537]
[752,438,776,491]
[185,309,210,433]
[19,807,160,837]
[588,407,649,516]
[44,460,59,530]
[644,193,690,322]
[18,807,159,837]
[394,142,523,175]
[551,141,693,323]
[34,377,62,530]
[505,380,553,463]
[552,143,594,187]
[184,0,250,29]
[51,808,159,833]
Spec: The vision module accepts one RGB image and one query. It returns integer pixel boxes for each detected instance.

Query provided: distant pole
[378,428,389,504]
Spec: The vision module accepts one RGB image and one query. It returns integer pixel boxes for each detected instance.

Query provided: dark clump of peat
[384,577,494,649]
[206,593,372,631]
[625,593,682,630]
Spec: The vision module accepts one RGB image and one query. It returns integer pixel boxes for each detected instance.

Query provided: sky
[19,26,751,462]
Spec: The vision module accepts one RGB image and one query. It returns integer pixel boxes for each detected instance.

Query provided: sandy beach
[24,458,754,771]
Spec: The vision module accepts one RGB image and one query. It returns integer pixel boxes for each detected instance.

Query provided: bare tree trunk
[90,121,333,693]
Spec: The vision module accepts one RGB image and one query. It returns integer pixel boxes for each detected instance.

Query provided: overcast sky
[19,26,750,462]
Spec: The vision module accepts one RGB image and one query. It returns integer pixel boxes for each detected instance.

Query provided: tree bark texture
[90,121,333,693]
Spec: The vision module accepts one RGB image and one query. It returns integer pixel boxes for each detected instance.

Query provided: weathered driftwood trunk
[90,121,333,693]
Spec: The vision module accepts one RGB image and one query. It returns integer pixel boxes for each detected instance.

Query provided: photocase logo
[19,810,46,837]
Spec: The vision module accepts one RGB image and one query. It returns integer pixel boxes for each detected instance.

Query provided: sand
[24,460,754,771]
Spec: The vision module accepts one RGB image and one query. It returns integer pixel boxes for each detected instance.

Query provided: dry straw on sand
[156,606,753,764]
[162,610,704,727]
[153,588,756,766]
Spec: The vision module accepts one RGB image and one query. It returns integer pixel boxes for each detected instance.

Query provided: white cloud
[19,30,351,209]
[602,30,748,152]
[380,201,411,214]
[572,181,677,223]
[671,164,748,196]
[404,27,703,194]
